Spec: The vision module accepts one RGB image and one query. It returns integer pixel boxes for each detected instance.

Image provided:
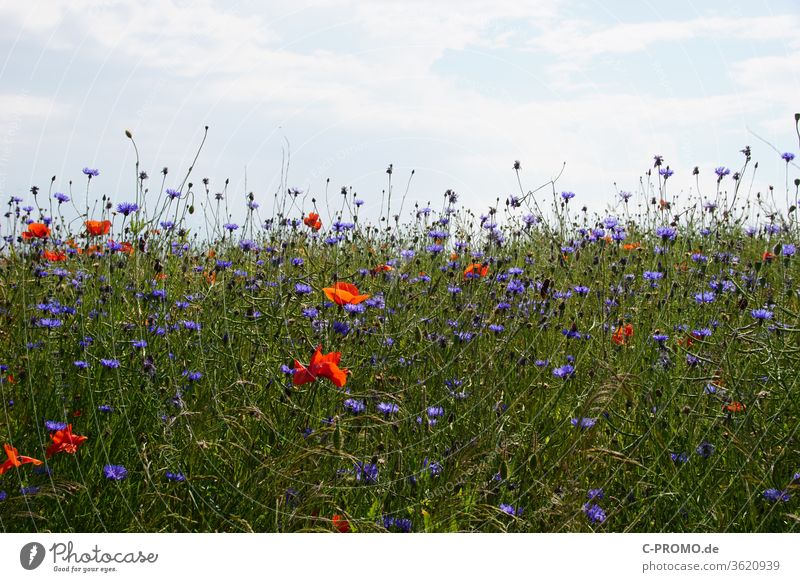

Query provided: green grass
[1,203,799,533]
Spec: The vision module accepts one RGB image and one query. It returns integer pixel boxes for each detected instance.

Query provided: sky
[0,0,798,225]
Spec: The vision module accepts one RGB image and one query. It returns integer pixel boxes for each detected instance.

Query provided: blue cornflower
[103,464,128,480]
[294,283,312,295]
[166,188,181,199]
[571,417,596,430]
[354,461,379,484]
[587,488,604,500]
[344,399,366,414]
[696,441,715,458]
[751,308,773,321]
[166,471,186,482]
[98,404,114,413]
[583,503,606,524]
[181,320,201,331]
[671,452,689,465]
[332,321,350,336]
[0,491,6,501]
[74,360,89,369]
[781,152,795,162]
[100,358,121,369]
[116,202,139,216]
[561,191,575,201]
[382,516,412,532]
[763,488,790,502]
[714,166,730,178]
[83,167,100,177]
[377,402,399,415]
[783,244,796,257]
[694,291,716,304]
[45,420,68,431]
[223,223,239,232]
[182,370,202,382]
[499,503,523,517]
[553,364,575,379]
[655,226,677,241]
[53,192,70,203]
[506,279,526,294]
[427,406,444,418]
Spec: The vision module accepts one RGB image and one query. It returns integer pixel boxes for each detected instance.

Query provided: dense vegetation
[1,146,799,532]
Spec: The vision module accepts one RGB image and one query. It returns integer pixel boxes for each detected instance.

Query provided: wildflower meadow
[1,129,799,533]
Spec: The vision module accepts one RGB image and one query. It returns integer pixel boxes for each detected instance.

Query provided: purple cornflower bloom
[377,402,399,415]
[354,461,379,484]
[499,503,523,517]
[751,309,773,321]
[696,441,715,458]
[763,488,790,502]
[103,464,128,480]
[344,399,366,414]
[116,202,139,216]
[583,503,606,524]
[100,358,121,369]
[571,417,596,429]
[587,488,604,500]
[83,167,100,177]
[553,364,575,379]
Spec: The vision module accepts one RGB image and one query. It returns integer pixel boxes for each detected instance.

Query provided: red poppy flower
[46,424,88,458]
[293,345,348,388]
[623,242,641,251]
[724,401,746,413]
[21,222,50,240]
[323,282,370,306]
[762,251,775,262]
[0,443,43,475]
[370,264,393,275]
[463,263,489,280]
[612,323,634,345]
[332,514,350,533]
[42,250,67,262]
[303,212,322,231]
[85,220,111,236]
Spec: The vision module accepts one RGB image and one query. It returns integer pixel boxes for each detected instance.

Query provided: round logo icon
[20,542,46,570]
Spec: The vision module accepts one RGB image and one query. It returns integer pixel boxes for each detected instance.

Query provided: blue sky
[0,0,797,224]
